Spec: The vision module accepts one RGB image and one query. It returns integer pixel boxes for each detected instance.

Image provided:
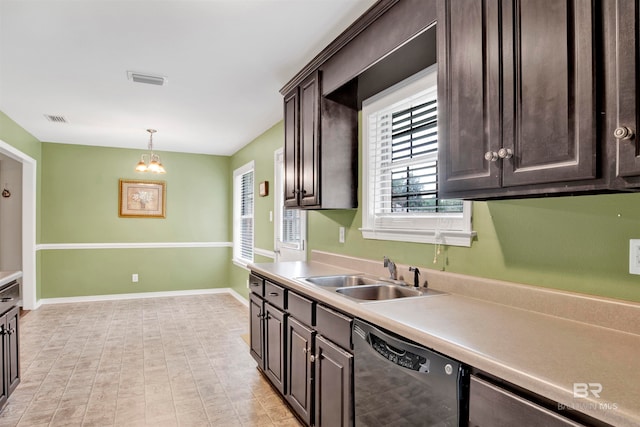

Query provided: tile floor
[0,293,301,426]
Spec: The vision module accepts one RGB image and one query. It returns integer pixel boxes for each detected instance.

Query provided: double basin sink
[302,274,443,302]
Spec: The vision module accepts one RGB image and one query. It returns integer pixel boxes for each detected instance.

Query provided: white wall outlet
[269,211,273,222]
[132,273,139,283]
[629,240,640,275]
[246,279,250,289]
[339,227,345,243]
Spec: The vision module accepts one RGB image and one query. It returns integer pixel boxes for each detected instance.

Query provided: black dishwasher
[353,319,469,426]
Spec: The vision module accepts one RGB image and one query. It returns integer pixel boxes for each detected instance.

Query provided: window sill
[232,259,251,270]
[360,228,476,247]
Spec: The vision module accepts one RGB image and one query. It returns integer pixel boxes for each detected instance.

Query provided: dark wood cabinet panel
[612,0,640,179]
[264,304,287,394]
[439,0,598,198]
[314,335,353,427]
[284,88,300,208]
[469,375,585,427]
[249,293,264,369]
[501,0,596,187]
[321,0,437,96]
[250,273,354,427]
[282,70,357,210]
[0,305,19,411]
[438,0,501,193]
[300,72,321,207]
[286,317,315,425]
[5,307,19,396]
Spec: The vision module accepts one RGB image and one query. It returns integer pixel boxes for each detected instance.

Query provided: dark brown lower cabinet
[264,303,287,394]
[0,306,19,410]
[469,376,585,427]
[249,293,265,369]
[286,317,315,425]
[314,335,353,427]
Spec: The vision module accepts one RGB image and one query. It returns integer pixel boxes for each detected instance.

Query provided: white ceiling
[0,0,377,156]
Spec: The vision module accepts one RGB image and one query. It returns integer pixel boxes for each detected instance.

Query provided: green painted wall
[40,142,231,298]
[0,112,43,299]
[307,197,640,302]
[227,117,640,303]
[306,115,640,303]
[229,122,284,298]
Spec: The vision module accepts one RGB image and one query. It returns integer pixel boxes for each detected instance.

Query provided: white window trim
[233,161,254,267]
[360,65,475,247]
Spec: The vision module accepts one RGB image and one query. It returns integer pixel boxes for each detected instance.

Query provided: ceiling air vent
[44,114,67,123]
[127,71,167,86]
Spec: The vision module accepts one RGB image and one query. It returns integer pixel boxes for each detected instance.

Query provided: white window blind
[370,95,463,216]
[361,65,474,247]
[234,162,254,265]
[281,208,301,248]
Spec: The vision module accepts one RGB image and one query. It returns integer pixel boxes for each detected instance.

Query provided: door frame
[0,139,36,310]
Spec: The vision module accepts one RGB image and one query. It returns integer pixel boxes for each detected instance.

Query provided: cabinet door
[314,335,353,427]
[501,0,596,187]
[284,87,300,207]
[264,304,287,394]
[5,307,19,395]
[613,0,640,178]
[469,376,585,427]
[249,293,265,369]
[286,317,315,425]
[299,71,321,207]
[438,0,502,193]
[0,312,7,410]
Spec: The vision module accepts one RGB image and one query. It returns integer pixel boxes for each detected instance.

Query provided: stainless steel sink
[304,275,382,288]
[336,284,423,300]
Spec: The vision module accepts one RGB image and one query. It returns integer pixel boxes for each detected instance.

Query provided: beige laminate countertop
[250,261,639,427]
[0,271,21,288]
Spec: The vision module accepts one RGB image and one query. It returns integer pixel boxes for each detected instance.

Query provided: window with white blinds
[281,208,302,247]
[361,65,474,247]
[233,161,254,265]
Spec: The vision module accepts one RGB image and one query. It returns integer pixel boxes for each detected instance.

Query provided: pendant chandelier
[135,129,166,174]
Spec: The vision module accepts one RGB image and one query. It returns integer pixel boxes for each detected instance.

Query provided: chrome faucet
[383,256,397,280]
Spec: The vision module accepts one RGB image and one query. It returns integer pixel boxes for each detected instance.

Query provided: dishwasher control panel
[370,334,430,372]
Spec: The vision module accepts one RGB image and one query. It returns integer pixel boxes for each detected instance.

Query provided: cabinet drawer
[265,281,286,310]
[316,304,352,350]
[469,376,585,427]
[287,291,315,327]
[249,273,264,297]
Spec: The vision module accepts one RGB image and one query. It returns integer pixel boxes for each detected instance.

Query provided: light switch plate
[339,227,345,243]
[629,240,640,275]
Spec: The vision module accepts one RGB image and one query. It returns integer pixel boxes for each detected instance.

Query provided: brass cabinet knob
[614,126,634,140]
[498,148,513,159]
[484,151,498,161]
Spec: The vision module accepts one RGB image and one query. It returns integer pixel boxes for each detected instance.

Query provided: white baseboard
[36,287,249,307]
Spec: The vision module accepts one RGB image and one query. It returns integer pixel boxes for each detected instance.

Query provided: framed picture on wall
[119,179,166,218]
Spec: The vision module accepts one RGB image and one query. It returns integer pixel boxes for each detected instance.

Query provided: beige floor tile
[7,295,295,427]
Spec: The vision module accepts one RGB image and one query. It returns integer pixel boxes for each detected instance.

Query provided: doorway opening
[0,139,36,310]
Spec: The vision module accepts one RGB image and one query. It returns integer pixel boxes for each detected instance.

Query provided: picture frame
[119,179,166,218]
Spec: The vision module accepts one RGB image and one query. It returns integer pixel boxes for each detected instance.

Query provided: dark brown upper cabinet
[283,70,357,209]
[438,0,598,199]
[609,0,640,183]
